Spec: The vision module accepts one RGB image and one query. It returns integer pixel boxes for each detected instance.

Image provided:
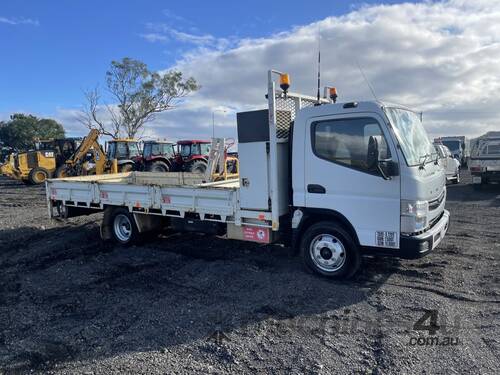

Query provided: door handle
[307,184,326,194]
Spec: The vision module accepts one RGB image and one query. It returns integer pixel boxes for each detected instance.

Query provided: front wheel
[300,221,361,279]
[55,165,72,178]
[148,161,169,172]
[28,167,50,185]
[119,164,134,173]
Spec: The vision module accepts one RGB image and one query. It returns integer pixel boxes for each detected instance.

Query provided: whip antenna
[356,60,378,101]
[316,26,321,103]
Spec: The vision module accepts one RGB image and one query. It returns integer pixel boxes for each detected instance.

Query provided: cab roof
[177,140,211,145]
[109,139,138,143]
[143,140,174,144]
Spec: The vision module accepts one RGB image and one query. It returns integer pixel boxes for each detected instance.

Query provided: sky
[1,0,499,141]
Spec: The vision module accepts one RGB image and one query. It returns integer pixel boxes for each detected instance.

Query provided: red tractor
[138,140,176,172]
[171,140,211,173]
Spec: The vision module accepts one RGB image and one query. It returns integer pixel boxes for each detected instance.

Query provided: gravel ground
[0,171,499,374]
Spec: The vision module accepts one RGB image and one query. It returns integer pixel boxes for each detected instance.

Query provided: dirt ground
[0,171,499,374]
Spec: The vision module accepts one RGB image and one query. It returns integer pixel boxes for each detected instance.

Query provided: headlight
[401,200,428,217]
[401,200,429,234]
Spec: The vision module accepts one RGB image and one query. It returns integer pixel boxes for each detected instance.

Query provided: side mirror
[367,135,381,170]
[367,135,399,180]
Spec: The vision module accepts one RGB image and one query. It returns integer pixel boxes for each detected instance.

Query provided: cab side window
[200,143,211,155]
[312,117,390,173]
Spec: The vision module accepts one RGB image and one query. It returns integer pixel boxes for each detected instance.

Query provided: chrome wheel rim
[114,214,132,242]
[309,234,346,272]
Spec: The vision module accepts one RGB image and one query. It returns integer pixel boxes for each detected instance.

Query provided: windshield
[385,107,436,167]
[128,143,140,158]
[180,144,191,157]
[143,143,152,157]
[442,140,460,152]
[106,142,116,159]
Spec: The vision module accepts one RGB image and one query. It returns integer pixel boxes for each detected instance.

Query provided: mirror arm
[377,162,391,180]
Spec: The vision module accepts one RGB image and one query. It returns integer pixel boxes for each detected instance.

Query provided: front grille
[429,190,445,211]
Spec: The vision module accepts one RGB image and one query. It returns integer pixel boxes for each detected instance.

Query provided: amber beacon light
[329,87,338,103]
[279,73,290,94]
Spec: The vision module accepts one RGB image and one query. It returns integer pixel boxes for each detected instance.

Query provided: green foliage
[82,57,199,138]
[0,113,65,150]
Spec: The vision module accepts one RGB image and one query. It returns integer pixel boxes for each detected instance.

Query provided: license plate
[472,176,481,184]
[432,221,448,250]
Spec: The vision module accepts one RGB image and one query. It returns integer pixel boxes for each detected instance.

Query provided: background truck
[469,131,500,188]
[46,69,449,278]
[434,143,460,184]
[434,136,469,167]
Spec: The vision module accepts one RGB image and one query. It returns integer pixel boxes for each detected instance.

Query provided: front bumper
[399,209,450,259]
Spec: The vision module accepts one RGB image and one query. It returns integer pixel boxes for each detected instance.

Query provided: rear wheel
[110,208,139,245]
[149,161,169,172]
[189,160,207,174]
[300,221,361,279]
[28,167,50,185]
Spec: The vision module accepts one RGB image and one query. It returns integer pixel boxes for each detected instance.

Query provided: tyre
[28,167,50,185]
[55,165,71,178]
[148,161,169,172]
[119,164,134,173]
[300,221,361,279]
[189,160,208,174]
[110,208,139,245]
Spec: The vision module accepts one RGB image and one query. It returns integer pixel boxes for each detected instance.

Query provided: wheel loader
[4,138,79,184]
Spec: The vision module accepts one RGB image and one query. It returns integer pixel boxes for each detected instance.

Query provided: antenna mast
[316,26,321,103]
[356,60,378,101]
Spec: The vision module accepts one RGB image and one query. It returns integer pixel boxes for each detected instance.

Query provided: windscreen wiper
[419,154,430,169]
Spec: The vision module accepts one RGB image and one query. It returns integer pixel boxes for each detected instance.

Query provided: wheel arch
[292,208,360,252]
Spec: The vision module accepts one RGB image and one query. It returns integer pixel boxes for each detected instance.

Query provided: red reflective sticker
[162,195,171,204]
[243,226,269,243]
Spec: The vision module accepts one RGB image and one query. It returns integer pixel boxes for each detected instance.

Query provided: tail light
[469,166,481,172]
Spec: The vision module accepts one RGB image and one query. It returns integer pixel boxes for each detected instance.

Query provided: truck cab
[290,101,448,270]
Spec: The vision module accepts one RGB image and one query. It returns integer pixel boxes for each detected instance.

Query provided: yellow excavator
[55,129,141,177]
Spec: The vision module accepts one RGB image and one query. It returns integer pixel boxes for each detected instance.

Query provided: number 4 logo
[413,310,440,335]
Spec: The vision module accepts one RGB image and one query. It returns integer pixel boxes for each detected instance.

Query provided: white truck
[46,70,450,278]
[434,144,460,184]
[434,136,469,167]
[469,131,500,188]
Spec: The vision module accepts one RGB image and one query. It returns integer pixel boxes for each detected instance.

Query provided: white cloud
[29,0,500,141]
[140,33,168,43]
[0,16,39,26]
[155,0,500,140]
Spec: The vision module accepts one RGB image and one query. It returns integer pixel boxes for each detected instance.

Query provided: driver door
[304,113,401,249]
